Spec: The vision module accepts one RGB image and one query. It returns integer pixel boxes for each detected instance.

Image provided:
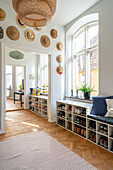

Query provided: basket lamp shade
[12,0,56,27]
[9,51,24,60]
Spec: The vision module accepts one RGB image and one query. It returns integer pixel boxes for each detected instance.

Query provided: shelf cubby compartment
[32,97,35,102]
[29,96,32,100]
[29,106,32,110]
[97,133,108,149]
[73,115,86,128]
[67,121,72,131]
[109,138,113,152]
[74,124,86,138]
[57,102,66,111]
[29,101,32,105]
[42,99,47,105]
[57,118,65,128]
[34,107,38,112]
[109,125,113,139]
[42,111,47,119]
[38,103,41,109]
[42,105,47,112]
[66,104,72,114]
[38,98,41,103]
[32,107,34,112]
[87,119,96,132]
[87,129,96,143]
[67,112,72,122]
[38,110,42,115]
[35,98,38,102]
[97,122,108,136]
[73,106,86,117]
[57,110,65,119]
[34,103,38,107]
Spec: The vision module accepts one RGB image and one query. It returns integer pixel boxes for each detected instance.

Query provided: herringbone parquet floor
[0,110,113,170]
[6,99,24,111]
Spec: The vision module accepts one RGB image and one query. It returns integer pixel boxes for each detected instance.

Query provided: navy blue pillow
[91,96,113,116]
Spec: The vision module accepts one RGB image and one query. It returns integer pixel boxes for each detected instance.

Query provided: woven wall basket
[0,8,6,21]
[6,26,20,41]
[12,0,56,27]
[9,51,24,60]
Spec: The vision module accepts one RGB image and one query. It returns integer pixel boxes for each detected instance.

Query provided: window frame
[6,65,13,90]
[16,66,23,91]
[40,55,48,87]
[72,21,99,97]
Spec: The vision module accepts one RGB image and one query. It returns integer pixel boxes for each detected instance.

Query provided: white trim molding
[0,130,5,135]
[48,54,53,122]
[0,42,5,134]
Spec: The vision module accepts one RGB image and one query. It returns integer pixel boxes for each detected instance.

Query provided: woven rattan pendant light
[12,0,56,27]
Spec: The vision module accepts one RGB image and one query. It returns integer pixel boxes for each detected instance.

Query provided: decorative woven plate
[56,42,63,51]
[6,26,20,41]
[25,29,35,42]
[40,35,50,48]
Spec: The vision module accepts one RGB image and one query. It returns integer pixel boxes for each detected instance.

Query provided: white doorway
[0,43,53,135]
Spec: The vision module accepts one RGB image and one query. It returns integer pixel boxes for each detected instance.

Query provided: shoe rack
[56,100,92,139]
[87,117,113,152]
[56,100,113,153]
[29,95,48,119]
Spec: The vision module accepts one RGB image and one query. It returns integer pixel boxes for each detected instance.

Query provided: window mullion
[86,51,90,85]
[73,55,76,96]
[85,26,87,85]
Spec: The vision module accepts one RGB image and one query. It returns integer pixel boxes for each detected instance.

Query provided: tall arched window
[72,22,99,97]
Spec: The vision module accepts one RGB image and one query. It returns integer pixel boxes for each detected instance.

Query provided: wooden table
[14,91,24,107]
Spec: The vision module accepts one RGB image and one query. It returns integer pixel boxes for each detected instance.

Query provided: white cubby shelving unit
[29,95,48,119]
[56,100,113,153]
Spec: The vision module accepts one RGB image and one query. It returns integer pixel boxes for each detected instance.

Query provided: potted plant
[19,84,22,92]
[77,84,96,99]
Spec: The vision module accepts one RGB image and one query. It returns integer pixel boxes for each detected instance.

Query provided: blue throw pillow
[91,96,113,116]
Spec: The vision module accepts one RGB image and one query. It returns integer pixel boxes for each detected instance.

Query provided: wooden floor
[6,99,24,111]
[0,110,113,170]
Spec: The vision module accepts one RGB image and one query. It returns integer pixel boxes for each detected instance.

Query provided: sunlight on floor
[6,99,24,111]
[32,129,38,132]
[5,117,15,121]
[5,118,40,129]
[21,122,40,128]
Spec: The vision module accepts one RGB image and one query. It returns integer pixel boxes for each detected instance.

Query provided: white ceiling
[52,0,100,25]
[1,0,100,26]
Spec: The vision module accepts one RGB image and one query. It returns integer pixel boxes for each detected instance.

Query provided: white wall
[65,0,113,97]
[5,47,39,109]
[0,1,65,124]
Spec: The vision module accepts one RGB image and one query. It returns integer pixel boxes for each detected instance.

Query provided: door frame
[0,42,53,134]
[0,43,5,134]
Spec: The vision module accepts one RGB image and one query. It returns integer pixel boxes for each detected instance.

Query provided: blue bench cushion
[91,96,113,116]
[87,114,113,125]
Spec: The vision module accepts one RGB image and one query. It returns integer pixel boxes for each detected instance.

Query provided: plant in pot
[77,84,96,99]
[19,84,22,92]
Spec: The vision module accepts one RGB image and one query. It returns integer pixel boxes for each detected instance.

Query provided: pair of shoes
[100,137,108,148]
[74,126,86,137]
[90,132,96,142]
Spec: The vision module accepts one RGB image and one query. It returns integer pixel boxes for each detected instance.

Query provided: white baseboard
[0,130,5,135]
[48,118,56,123]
